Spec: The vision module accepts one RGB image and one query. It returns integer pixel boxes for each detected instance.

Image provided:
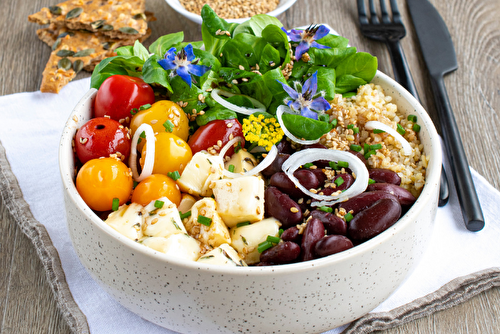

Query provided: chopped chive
[163,120,174,132]
[334,176,344,187]
[236,221,250,227]
[133,181,138,188]
[154,200,164,209]
[353,127,359,134]
[329,161,339,170]
[278,229,284,237]
[167,171,180,181]
[137,131,146,144]
[266,235,281,243]
[370,143,382,150]
[241,236,248,245]
[130,108,138,116]
[350,144,362,152]
[149,208,159,215]
[373,129,385,134]
[407,114,417,122]
[364,150,376,159]
[257,240,273,253]
[179,211,191,220]
[347,124,354,130]
[319,206,333,213]
[337,161,349,168]
[368,178,376,185]
[397,124,406,135]
[344,212,353,222]
[139,104,151,111]
[198,215,212,226]
[303,163,314,168]
[234,141,242,153]
[331,119,338,127]
[413,123,421,132]
[228,164,235,173]
[363,143,370,152]
[172,218,181,230]
[112,198,119,211]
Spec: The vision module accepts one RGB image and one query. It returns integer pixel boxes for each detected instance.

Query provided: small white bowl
[59,71,442,333]
[165,0,298,24]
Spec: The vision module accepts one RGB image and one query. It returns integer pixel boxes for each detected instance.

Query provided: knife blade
[407,0,485,231]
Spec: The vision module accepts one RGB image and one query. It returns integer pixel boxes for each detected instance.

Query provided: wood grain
[0,0,499,333]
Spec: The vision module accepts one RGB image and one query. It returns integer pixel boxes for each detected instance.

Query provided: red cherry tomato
[75,117,131,164]
[187,119,244,157]
[94,75,155,125]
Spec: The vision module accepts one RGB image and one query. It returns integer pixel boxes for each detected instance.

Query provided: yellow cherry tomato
[76,157,133,212]
[130,100,189,142]
[131,174,181,206]
[140,132,192,176]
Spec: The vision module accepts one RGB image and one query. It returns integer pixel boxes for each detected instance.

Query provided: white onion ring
[129,123,155,182]
[281,148,369,206]
[211,89,266,115]
[218,136,244,159]
[364,121,412,156]
[276,105,321,145]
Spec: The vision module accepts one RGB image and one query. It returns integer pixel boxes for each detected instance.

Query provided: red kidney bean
[314,235,353,258]
[338,191,399,215]
[348,198,402,241]
[261,153,290,177]
[260,241,301,264]
[349,150,368,166]
[367,183,416,206]
[281,227,302,243]
[269,170,319,199]
[301,217,325,261]
[369,168,401,185]
[265,187,302,229]
[277,138,294,154]
[308,167,327,184]
[295,169,320,189]
[302,143,328,150]
[310,210,347,235]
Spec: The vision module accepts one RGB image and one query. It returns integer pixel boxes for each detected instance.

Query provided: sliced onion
[219,137,278,178]
[276,105,321,145]
[282,148,369,206]
[211,89,266,115]
[365,121,412,156]
[129,123,155,182]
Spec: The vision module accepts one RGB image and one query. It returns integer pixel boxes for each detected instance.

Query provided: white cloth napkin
[0,78,499,334]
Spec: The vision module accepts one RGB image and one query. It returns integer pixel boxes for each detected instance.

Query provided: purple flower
[282,24,331,60]
[158,44,210,87]
[278,71,331,120]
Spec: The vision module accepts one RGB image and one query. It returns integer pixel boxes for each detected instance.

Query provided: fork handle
[386,40,420,100]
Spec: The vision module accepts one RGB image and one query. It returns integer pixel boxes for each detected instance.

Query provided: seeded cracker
[28,0,148,40]
[39,26,151,93]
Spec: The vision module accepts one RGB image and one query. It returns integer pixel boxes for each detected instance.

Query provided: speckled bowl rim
[59,70,442,277]
[164,0,298,25]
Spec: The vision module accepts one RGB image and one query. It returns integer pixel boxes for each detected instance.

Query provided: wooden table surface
[1,0,499,333]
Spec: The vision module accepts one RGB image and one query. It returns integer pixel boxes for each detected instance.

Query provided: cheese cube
[230,218,280,264]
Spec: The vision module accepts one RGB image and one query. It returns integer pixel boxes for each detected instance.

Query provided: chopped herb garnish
[198,215,212,226]
[353,127,359,134]
[179,211,191,220]
[241,236,248,245]
[331,119,338,127]
[329,161,339,170]
[154,200,164,209]
[234,141,242,153]
[133,181,138,188]
[163,120,174,132]
[370,143,382,150]
[413,124,421,132]
[368,178,376,185]
[236,221,250,227]
[303,163,314,168]
[344,212,353,222]
[172,218,181,230]
[207,158,212,165]
[257,240,274,253]
[319,206,333,213]
[364,150,376,159]
[334,176,344,187]
[278,229,284,237]
[228,164,235,173]
[397,124,406,135]
[149,208,159,215]
[167,171,180,181]
[407,115,417,122]
[373,129,385,134]
[350,144,362,152]
[337,161,349,168]
[112,198,119,211]
[137,131,146,144]
[267,235,281,243]
[347,124,354,130]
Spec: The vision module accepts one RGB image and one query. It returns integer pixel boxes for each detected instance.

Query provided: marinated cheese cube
[197,243,247,267]
[185,198,231,248]
[141,235,201,261]
[105,202,144,241]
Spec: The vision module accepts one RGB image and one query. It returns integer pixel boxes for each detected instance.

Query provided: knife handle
[386,41,420,100]
[430,75,485,231]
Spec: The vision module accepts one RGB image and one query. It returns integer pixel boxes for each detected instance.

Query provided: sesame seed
[150,120,158,124]
[290,207,299,213]
[79,137,88,144]
[238,65,245,71]
[232,79,238,84]
[227,123,233,128]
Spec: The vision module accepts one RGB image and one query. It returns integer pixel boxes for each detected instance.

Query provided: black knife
[407,0,484,231]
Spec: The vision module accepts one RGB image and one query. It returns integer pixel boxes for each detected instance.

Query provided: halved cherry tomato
[131,174,181,206]
[94,75,155,125]
[140,132,192,175]
[76,158,133,211]
[187,119,244,157]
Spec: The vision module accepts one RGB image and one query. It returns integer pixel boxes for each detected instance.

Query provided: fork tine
[379,0,391,24]
[357,0,369,25]
[389,0,402,24]
[368,0,380,24]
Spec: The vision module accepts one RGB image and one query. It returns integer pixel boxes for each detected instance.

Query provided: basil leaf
[258,44,281,74]
[315,34,349,48]
[221,39,252,70]
[261,24,291,65]
[289,59,311,80]
[308,47,357,68]
[218,67,271,107]
[233,20,254,36]
[142,54,172,92]
[335,52,378,83]
[281,113,333,140]
[148,32,184,58]
[169,76,207,113]
[133,40,150,61]
[335,74,367,94]
[90,55,144,89]
[306,66,336,100]
[196,107,237,126]
[115,46,133,56]
[248,14,283,37]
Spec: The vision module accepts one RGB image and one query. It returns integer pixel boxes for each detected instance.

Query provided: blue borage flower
[278,71,331,120]
[281,24,331,60]
[158,44,210,87]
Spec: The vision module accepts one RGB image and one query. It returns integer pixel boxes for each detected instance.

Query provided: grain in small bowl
[165,0,298,24]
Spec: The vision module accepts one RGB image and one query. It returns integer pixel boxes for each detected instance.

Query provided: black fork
[357,0,419,99]
[357,0,450,207]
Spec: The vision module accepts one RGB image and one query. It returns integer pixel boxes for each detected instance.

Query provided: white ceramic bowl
[59,71,442,333]
[165,0,298,24]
